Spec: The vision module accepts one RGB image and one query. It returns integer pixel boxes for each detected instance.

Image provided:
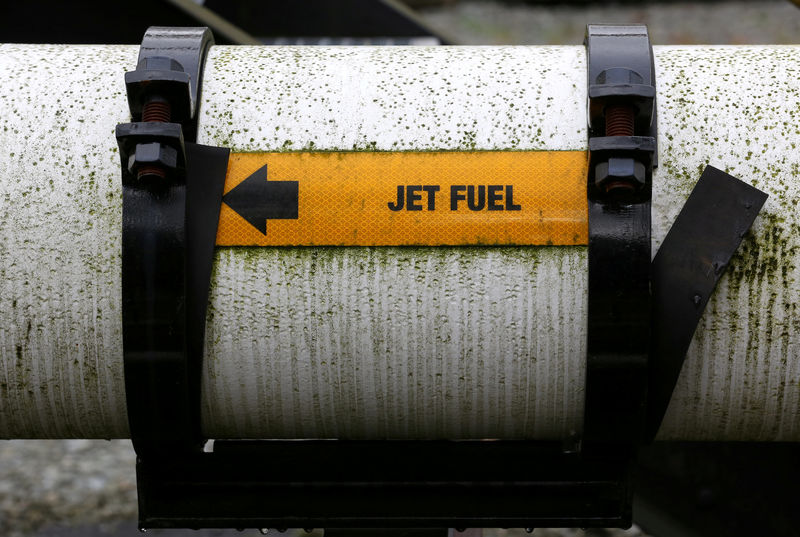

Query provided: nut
[595,157,646,190]
[127,142,178,175]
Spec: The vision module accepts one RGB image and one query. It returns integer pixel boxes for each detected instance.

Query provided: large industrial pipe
[0,44,797,442]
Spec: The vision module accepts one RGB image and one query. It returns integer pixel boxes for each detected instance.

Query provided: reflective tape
[217,150,588,246]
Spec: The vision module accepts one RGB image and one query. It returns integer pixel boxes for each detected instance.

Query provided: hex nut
[595,157,646,189]
[127,142,178,175]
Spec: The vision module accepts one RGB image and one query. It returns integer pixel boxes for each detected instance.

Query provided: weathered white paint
[0,45,135,439]
[651,46,800,441]
[0,45,797,441]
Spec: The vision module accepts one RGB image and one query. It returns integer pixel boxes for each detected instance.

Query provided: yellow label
[216,151,588,246]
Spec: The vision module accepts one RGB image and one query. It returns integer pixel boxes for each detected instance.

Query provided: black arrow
[222,164,298,235]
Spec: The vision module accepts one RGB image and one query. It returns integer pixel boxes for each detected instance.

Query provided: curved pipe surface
[0,45,797,441]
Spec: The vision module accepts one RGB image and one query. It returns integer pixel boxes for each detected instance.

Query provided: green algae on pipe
[0,44,797,441]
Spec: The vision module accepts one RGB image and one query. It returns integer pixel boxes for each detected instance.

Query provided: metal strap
[118,27,227,456]
[583,25,656,455]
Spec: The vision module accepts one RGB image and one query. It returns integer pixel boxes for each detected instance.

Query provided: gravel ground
[0,440,136,537]
[1,2,796,537]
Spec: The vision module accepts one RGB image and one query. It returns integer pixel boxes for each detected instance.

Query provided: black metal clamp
[583,24,656,457]
[116,27,229,457]
[117,24,767,532]
[583,24,769,451]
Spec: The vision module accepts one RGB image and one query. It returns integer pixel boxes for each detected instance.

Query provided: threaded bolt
[137,97,171,181]
[603,104,636,193]
[142,100,171,123]
[604,104,634,137]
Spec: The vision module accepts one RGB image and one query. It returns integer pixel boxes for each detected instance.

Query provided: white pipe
[0,44,797,441]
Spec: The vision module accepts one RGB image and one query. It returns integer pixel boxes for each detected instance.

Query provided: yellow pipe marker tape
[216,151,588,246]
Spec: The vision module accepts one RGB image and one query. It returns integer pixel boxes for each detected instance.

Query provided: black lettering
[422,185,440,211]
[467,185,486,211]
[487,185,504,211]
[506,185,521,211]
[407,185,423,211]
[388,185,404,211]
[451,185,466,210]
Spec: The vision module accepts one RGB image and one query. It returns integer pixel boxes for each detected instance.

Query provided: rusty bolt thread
[136,165,167,180]
[603,105,636,193]
[604,179,636,193]
[138,98,171,180]
[604,104,635,137]
[142,100,172,123]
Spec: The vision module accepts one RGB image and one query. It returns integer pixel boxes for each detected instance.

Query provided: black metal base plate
[137,441,633,530]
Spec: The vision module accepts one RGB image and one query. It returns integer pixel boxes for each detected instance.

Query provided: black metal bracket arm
[645,166,767,441]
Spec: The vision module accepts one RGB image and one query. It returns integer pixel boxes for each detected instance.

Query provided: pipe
[0,44,797,441]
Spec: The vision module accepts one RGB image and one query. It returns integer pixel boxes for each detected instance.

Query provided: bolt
[142,97,171,123]
[128,142,178,182]
[605,104,634,137]
[137,96,172,181]
[601,103,638,194]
